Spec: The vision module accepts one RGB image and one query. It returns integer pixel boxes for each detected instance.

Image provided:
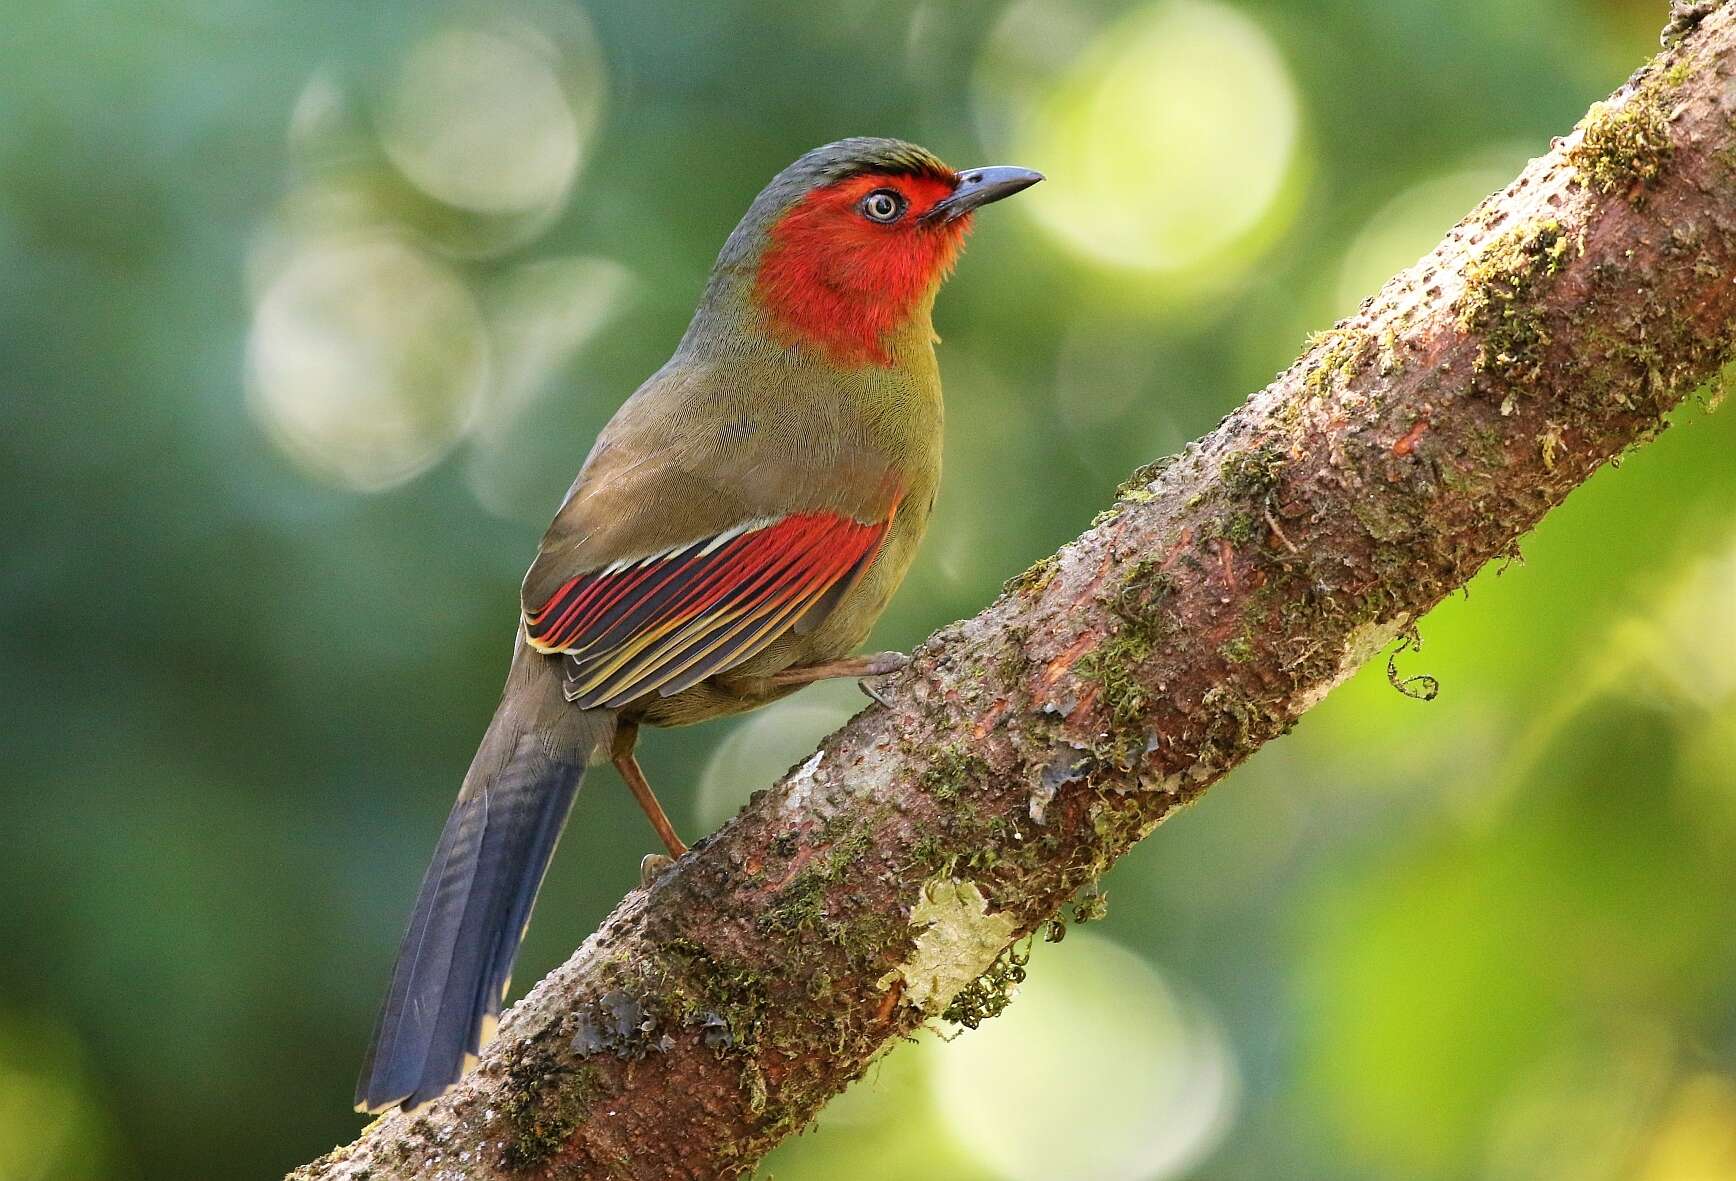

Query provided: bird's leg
[765,650,909,686]
[610,721,689,861]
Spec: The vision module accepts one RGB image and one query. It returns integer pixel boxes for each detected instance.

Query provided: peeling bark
[292,10,1736,1179]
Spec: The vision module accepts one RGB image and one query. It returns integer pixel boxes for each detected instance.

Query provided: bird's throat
[753,188,967,368]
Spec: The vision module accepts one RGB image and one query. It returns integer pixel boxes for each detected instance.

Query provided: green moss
[1564,53,1694,199]
[1093,456,1190,530]
[1111,557,1176,617]
[1377,327,1402,376]
[1302,327,1372,398]
[994,635,1030,688]
[1348,490,1425,546]
[1568,90,1673,197]
[1220,632,1255,665]
[653,939,772,1054]
[1701,361,1731,412]
[1115,456,1176,501]
[1079,629,1156,729]
[760,838,863,937]
[1195,684,1290,770]
[1082,795,1158,871]
[1076,558,1179,765]
[1078,633,1160,772]
[1455,218,1571,382]
[1092,457,1181,529]
[1538,423,1565,471]
[756,811,903,965]
[1071,887,1109,924]
[1040,882,1113,944]
[1219,511,1259,545]
[497,1050,603,1171]
[740,1061,770,1114]
[907,832,949,872]
[1003,554,1057,597]
[1384,626,1441,701]
[545,833,923,1118]
[1218,446,1287,497]
[921,745,989,802]
[941,941,1029,1029]
[953,810,1017,873]
[559,935,790,1128]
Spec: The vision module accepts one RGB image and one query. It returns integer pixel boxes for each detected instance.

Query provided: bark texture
[294,10,1736,1178]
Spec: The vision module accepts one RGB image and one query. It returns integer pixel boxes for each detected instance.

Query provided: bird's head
[694,138,1042,368]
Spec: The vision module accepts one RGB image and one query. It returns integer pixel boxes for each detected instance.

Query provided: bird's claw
[855,651,908,708]
[858,678,896,708]
[639,853,676,888]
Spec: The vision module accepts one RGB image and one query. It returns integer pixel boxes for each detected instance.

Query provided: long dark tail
[355,640,610,1114]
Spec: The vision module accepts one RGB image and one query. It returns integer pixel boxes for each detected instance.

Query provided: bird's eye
[860,189,906,223]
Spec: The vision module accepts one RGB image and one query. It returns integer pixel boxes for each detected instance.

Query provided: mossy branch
[292,9,1736,1178]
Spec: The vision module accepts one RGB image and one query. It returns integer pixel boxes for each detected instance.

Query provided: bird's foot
[853,650,911,677]
[856,651,909,707]
[639,853,676,888]
[767,651,909,687]
[858,677,898,708]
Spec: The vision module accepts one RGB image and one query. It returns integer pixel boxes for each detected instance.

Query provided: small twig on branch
[293,8,1736,1178]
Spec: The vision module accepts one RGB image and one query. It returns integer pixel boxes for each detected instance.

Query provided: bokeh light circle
[476,255,636,438]
[377,23,600,217]
[931,931,1236,1181]
[464,256,637,519]
[977,0,1301,284]
[246,236,490,492]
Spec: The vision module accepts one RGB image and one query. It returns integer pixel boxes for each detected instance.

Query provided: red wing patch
[524,512,891,709]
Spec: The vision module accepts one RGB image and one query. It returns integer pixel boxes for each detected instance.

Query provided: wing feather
[523,511,890,709]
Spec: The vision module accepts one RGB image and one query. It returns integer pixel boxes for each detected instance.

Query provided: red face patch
[754,170,970,367]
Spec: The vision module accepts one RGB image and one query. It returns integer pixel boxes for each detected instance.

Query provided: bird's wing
[523,508,894,709]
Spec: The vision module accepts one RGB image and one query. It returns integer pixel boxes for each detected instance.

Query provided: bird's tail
[355,639,610,1114]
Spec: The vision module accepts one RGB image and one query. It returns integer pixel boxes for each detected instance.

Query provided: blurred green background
[5,0,1736,1177]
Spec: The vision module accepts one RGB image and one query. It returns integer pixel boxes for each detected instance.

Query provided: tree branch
[293,11,1736,1178]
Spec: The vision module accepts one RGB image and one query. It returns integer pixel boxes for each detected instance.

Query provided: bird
[353,137,1042,1115]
